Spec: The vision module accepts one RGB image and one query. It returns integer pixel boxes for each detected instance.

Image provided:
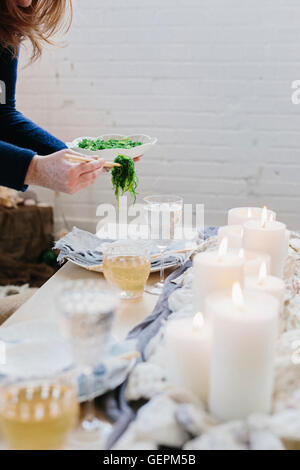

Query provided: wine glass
[102,240,151,299]
[143,195,183,295]
[0,373,78,450]
[57,280,117,449]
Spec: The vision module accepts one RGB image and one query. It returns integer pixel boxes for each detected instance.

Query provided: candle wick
[235,303,245,313]
[258,274,266,286]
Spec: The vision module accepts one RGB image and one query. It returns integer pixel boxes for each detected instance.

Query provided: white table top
[0,262,171,450]
[1,261,163,341]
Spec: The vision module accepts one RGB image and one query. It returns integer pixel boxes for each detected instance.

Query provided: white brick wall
[16,0,300,232]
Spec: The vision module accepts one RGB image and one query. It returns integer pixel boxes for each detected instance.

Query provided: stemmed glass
[57,280,117,449]
[143,195,183,295]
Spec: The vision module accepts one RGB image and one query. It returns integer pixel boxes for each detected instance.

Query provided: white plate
[68,133,157,159]
[0,321,137,403]
[0,320,72,378]
[67,257,181,274]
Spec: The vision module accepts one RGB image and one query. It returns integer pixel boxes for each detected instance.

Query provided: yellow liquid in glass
[103,255,151,297]
[0,384,79,450]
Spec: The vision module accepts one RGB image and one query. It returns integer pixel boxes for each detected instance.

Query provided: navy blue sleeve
[0,140,35,191]
[0,47,67,191]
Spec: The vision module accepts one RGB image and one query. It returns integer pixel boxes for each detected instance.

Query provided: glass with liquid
[102,241,151,299]
[0,378,78,450]
[143,195,183,295]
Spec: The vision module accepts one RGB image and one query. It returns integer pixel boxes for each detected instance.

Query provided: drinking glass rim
[0,368,76,387]
[101,239,152,256]
[143,194,183,205]
[57,280,118,296]
[56,281,118,317]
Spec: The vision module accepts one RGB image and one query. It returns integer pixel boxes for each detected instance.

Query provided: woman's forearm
[24,150,105,194]
[0,140,35,191]
[0,46,106,195]
[0,142,105,194]
[0,106,67,156]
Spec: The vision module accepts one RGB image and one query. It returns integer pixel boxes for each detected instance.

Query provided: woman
[0,0,105,194]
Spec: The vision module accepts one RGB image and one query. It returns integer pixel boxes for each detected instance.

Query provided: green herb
[111,155,138,208]
[78,137,143,151]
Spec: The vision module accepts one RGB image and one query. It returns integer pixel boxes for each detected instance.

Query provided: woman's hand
[25,149,105,194]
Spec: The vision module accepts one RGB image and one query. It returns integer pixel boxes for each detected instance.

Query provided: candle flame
[261,206,268,228]
[239,248,244,259]
[247,207,252,218]
[218,237,228,260]
[193,312,204,329]
[232,282,244,309]
[258,261,267,284]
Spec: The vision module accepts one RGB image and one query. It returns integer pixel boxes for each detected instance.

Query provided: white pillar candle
[245,261,285,313]
[164,313,211,403]
[193,238,244,312]
[218,225,243,250]
[228,207,276,226]
[243,209,286,277]
[239,249,271,277]
[206,283,279,421]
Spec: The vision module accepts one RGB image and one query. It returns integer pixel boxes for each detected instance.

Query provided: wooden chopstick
[64,153,121,168]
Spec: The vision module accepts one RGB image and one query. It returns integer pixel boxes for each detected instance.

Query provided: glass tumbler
[0,375,78,450]
[102,240,151,299]
[57,280,116,448]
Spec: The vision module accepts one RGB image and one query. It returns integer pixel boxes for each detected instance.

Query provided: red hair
[0,0,73,60]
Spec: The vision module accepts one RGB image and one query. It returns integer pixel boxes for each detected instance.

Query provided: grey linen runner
[103,226,217,449]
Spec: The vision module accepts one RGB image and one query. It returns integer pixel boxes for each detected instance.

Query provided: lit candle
[164,313,211,403]
[228,206,276,226]
[206,283,279,421]
[245,261,285,312]
[193,237,244,312]
[218,225,243,250]
[238,248,271,277]
[243,208,287,277]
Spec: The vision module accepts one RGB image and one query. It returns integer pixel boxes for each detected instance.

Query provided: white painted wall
[17,0,300,232]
